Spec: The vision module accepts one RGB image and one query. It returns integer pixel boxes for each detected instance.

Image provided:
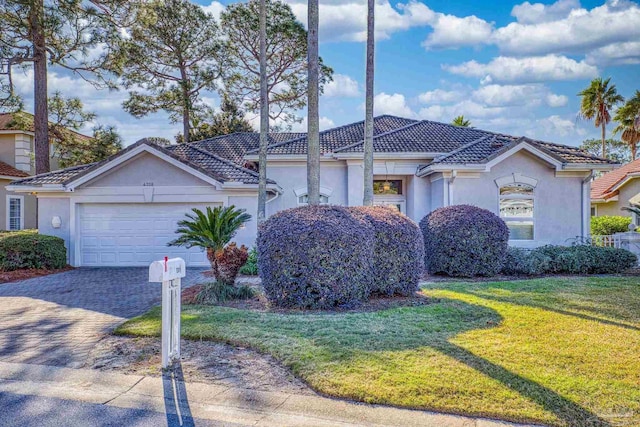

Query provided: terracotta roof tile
[591,158,640,200]
[0,161,29,178]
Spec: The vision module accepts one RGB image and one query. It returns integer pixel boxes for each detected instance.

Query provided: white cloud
[494,0,640,57]
[444,54,598,83]
[532,115,580,137]
[322,74,360,97]
[422,13,493,50]
[418,88,465,104]
[511,0,579,24]
[201,1,225,20]
[471,84,567,108]
[373,92,415,117]
[418,100,506,122]
[585,41,640,66]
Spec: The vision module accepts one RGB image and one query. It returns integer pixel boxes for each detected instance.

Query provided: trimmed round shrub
[420,205,509,277]
[591,215,633,235]
[0,232,67,271]
[349,206,424,296]
[501,247,551,276]
[258,205,374,309]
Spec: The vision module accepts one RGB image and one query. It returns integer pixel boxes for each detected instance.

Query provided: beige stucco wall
[0,178,37,230]
[452,150,587,246]
[0,135,16,167]
[593,178,640,217]
[84,152,211,187]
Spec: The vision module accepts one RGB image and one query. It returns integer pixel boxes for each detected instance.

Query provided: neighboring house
[591,158,640,226]
[8,115,615,267]
[0,112,92,231]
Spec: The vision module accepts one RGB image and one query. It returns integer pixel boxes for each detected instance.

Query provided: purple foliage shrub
[349,206,424,296]
[257,205,374,309]
[420,205,509,277]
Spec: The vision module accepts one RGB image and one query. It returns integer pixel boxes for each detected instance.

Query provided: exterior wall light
[51,216,62,229]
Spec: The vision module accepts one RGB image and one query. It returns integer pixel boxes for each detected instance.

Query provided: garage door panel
[79,203,218,267]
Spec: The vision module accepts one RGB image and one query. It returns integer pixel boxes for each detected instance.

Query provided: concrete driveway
[0,268,206,368]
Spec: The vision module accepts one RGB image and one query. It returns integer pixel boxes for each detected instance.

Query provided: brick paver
[0,268,206,368]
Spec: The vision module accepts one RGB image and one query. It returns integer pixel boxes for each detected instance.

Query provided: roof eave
[332,152,445,160]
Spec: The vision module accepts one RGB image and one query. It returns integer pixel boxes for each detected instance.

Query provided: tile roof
[0,161,29,178]
[187,132,306,164]
[248,115,418,155]
[423,134,617,169]
[591,158,640,200]
[10,140,273,188]
[333,120,488,154]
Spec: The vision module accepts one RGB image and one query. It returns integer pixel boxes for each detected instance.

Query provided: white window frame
[496,174,537,242]
[294,186,333,206]
[6,195,24,231]
[373,178,406,214]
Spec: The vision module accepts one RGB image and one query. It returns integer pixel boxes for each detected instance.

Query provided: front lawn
[116,277,640,426]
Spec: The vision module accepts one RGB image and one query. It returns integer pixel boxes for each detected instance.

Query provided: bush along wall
[0,231,67,271]
[502,245,637,275]
[349,206,424,296]
[420,205,509,277]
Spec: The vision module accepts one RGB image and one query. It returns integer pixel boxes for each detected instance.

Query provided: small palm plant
[168,205,251,284]
[452,115,471,127]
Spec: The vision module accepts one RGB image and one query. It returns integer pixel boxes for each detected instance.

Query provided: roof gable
[591,158,640,200]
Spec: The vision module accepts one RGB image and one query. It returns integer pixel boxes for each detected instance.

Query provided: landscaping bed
[117,276,640,427]
[0,266,74,284]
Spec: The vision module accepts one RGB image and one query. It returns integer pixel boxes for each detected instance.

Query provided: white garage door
[79,203,221,266]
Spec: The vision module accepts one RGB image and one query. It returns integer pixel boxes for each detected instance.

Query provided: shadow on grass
[432,340,610,426]
[451,287,640,332]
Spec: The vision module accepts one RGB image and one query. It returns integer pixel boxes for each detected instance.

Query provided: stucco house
[7,115,615,267]
[591,158,640,226]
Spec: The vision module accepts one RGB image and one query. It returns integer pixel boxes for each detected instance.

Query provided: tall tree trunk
[257,0,269,224]
[306,0,320,205]
[601,121,606,159]
[31,0,50,174]
[179,66,190,143]
[632,141,637,161]
[362,0,375,206]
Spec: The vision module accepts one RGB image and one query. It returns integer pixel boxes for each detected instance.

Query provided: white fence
[591,232,640,263]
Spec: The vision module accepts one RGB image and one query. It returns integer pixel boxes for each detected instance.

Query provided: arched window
[294,186,332,206]
[499,183,534,240]
[297,193,330,205]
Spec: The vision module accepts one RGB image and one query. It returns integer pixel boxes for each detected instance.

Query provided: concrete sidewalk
[0,361,535,427]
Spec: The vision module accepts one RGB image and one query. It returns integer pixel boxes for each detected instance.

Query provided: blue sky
[11,0,640,146]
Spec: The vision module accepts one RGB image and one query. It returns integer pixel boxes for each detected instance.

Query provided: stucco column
[347,161,364,207]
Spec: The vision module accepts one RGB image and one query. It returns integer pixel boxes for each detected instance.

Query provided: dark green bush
[591,216,632,235]
[502,245,636,275]
[239,247,258,275]
[0,232,67,271]
[195,282,255,304]
[258,205,374,309]
[501,247,551,276]
[420,205,509,277]
[349,206,424,296]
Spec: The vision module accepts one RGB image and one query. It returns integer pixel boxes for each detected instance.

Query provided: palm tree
[452,115,471,127]
[362,0,375,206]
[578,77,624,158]
[613,90,640,161]
[168,206,251,284]
[306,0,320,204]
[257,0,269,223]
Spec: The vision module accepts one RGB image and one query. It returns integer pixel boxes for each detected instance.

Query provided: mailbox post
[149,257,186,369]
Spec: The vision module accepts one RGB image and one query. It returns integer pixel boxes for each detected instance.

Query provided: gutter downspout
[582,171,595,239]
[446,170,457,207]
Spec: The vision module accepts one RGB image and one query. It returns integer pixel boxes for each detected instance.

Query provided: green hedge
[239,247,258,275]
[591,216,632,235]
[0,231,67,271]
[501,245,636,275]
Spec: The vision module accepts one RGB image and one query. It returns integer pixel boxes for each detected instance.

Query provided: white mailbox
[149,257,186,369]
[149,257,186,283]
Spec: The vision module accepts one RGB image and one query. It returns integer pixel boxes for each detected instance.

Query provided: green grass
[116,276,640,426]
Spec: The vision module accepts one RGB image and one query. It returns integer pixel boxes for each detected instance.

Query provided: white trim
[0,129,34,136]
[495,173,538,189]
[332,152,444,160]
[485,143,562,170]
[5,195,24,231]
[293,185,333,198]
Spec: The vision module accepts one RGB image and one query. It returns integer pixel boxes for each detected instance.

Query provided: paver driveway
[0,268,206,368]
